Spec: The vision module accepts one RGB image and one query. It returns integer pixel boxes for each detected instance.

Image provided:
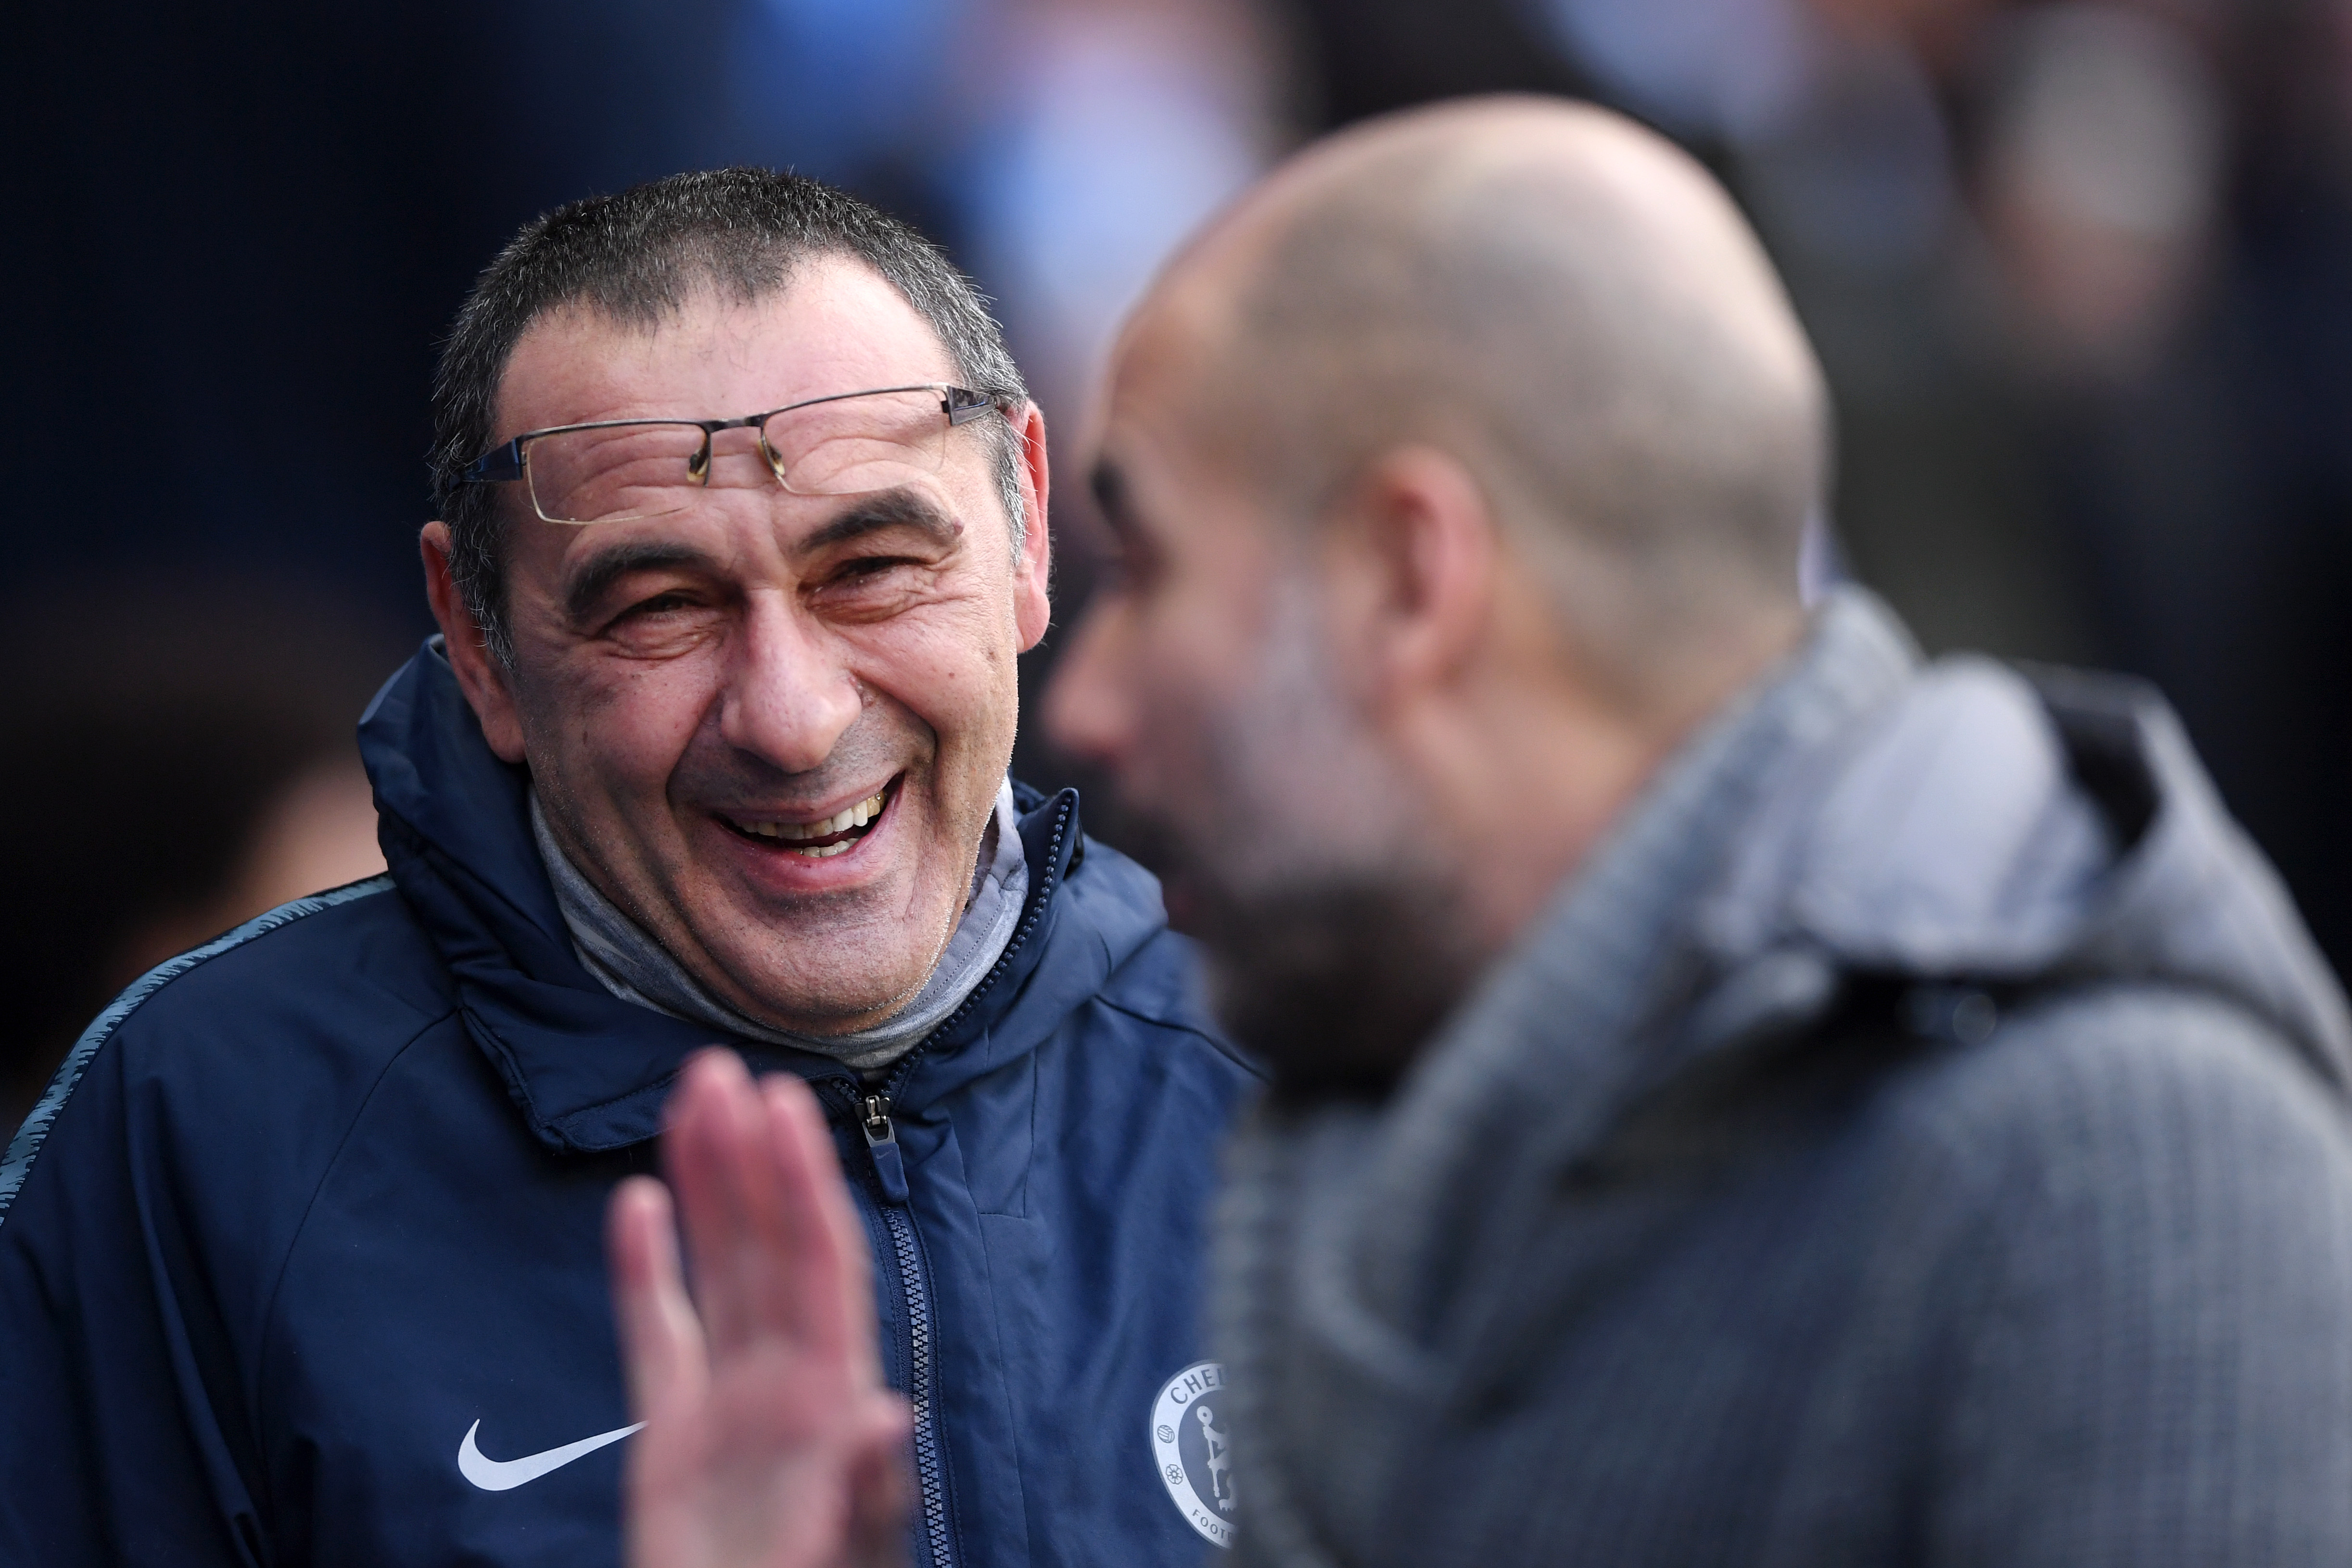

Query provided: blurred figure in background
[1985,0,2352,984]
[950,0,1287,423]
[0,578,394,1132]
[1058,90,2352,1565]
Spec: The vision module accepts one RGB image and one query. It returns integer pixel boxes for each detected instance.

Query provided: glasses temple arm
[462,440,525,484]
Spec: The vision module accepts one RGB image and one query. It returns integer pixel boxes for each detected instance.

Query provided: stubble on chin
[1191,865,1483,1106]
[1139,571,1492,1102]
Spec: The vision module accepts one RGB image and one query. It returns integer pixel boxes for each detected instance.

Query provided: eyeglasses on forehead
[459,383,1018,526]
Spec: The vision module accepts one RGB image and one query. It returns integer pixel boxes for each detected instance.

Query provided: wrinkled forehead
[494,257,962,438]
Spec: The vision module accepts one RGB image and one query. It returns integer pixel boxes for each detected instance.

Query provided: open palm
[610,1050,911,1568]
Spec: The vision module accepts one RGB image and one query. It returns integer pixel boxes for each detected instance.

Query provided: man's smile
[717,778,899,860]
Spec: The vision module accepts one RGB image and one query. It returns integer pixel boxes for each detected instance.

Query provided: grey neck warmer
[532,778,1028,1076]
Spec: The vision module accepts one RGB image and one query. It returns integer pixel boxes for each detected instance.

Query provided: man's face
[1044,320,1475,1098]
[441,260,1050,1035]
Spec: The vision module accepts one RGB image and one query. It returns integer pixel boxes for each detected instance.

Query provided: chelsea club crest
[1151,1361,1237,1549]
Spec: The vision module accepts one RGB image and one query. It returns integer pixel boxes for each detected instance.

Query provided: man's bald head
[1128,98,1827,712]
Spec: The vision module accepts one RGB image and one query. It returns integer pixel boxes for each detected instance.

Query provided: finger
[607,1176,706,1422]
[661,1049,768,1353]
[763,1075,881,1381]
[718,1072,836,1353]
[844,1392,915,1568]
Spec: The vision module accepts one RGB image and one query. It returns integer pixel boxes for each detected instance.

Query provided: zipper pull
[860,1091,910,1205]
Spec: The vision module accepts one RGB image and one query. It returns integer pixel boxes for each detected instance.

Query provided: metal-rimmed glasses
[459,383,1019,525]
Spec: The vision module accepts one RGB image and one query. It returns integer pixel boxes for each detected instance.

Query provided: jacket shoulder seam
[1094,994,1268,1081]
[0,875,398,1227]
[248,1006,455,1500]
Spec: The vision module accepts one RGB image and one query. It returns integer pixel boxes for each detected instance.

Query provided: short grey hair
[429,167,1031,666]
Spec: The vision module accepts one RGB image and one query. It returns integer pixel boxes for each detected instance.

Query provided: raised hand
[609,1050,912,1568]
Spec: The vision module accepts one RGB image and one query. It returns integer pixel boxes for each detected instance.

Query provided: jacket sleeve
[1923,1008,2352,1565]
[0,1023,267,1567]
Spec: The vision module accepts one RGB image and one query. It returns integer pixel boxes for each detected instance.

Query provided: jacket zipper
[836,793,1077,1568]
[862,1095,950,1568]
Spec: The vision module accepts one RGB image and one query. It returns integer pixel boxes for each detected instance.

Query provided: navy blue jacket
[0,640,1259,1567]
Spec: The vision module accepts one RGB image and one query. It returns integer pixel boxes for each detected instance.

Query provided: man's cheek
[860,627,1009,743]
[569,664,711,788]
[1135,682,1218,807]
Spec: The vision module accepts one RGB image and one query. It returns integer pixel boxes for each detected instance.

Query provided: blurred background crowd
[6,0,2348,1128]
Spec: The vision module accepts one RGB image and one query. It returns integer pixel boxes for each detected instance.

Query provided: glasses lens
[763,389,955,497]
[524,423,709,524]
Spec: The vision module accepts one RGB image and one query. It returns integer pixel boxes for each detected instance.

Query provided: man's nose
[1041,603,1138,769]
[717,594,863,773]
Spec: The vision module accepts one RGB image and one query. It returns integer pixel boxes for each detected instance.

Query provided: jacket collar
[357,638,1112,1152]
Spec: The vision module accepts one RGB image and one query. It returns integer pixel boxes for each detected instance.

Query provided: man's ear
[420,521,530,765]
[1325,445,1498,708]
[1009,403,1054,652]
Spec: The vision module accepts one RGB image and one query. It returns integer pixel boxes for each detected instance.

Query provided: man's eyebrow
[1089,457,1129,526]
[562,540,718,625]
[794,488,964,557]
[1088,455,1148,551]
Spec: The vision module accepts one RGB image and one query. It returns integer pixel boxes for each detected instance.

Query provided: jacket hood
[356,637,1164,1150]
[1691,613,2352,1091]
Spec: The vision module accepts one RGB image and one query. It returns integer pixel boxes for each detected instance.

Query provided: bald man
[611,100,2352,1567]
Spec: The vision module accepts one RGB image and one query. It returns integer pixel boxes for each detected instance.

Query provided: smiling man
[0,169,1258,1567]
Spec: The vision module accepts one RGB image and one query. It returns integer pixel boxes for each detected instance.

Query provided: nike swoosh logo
[458,1417,646,1491]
